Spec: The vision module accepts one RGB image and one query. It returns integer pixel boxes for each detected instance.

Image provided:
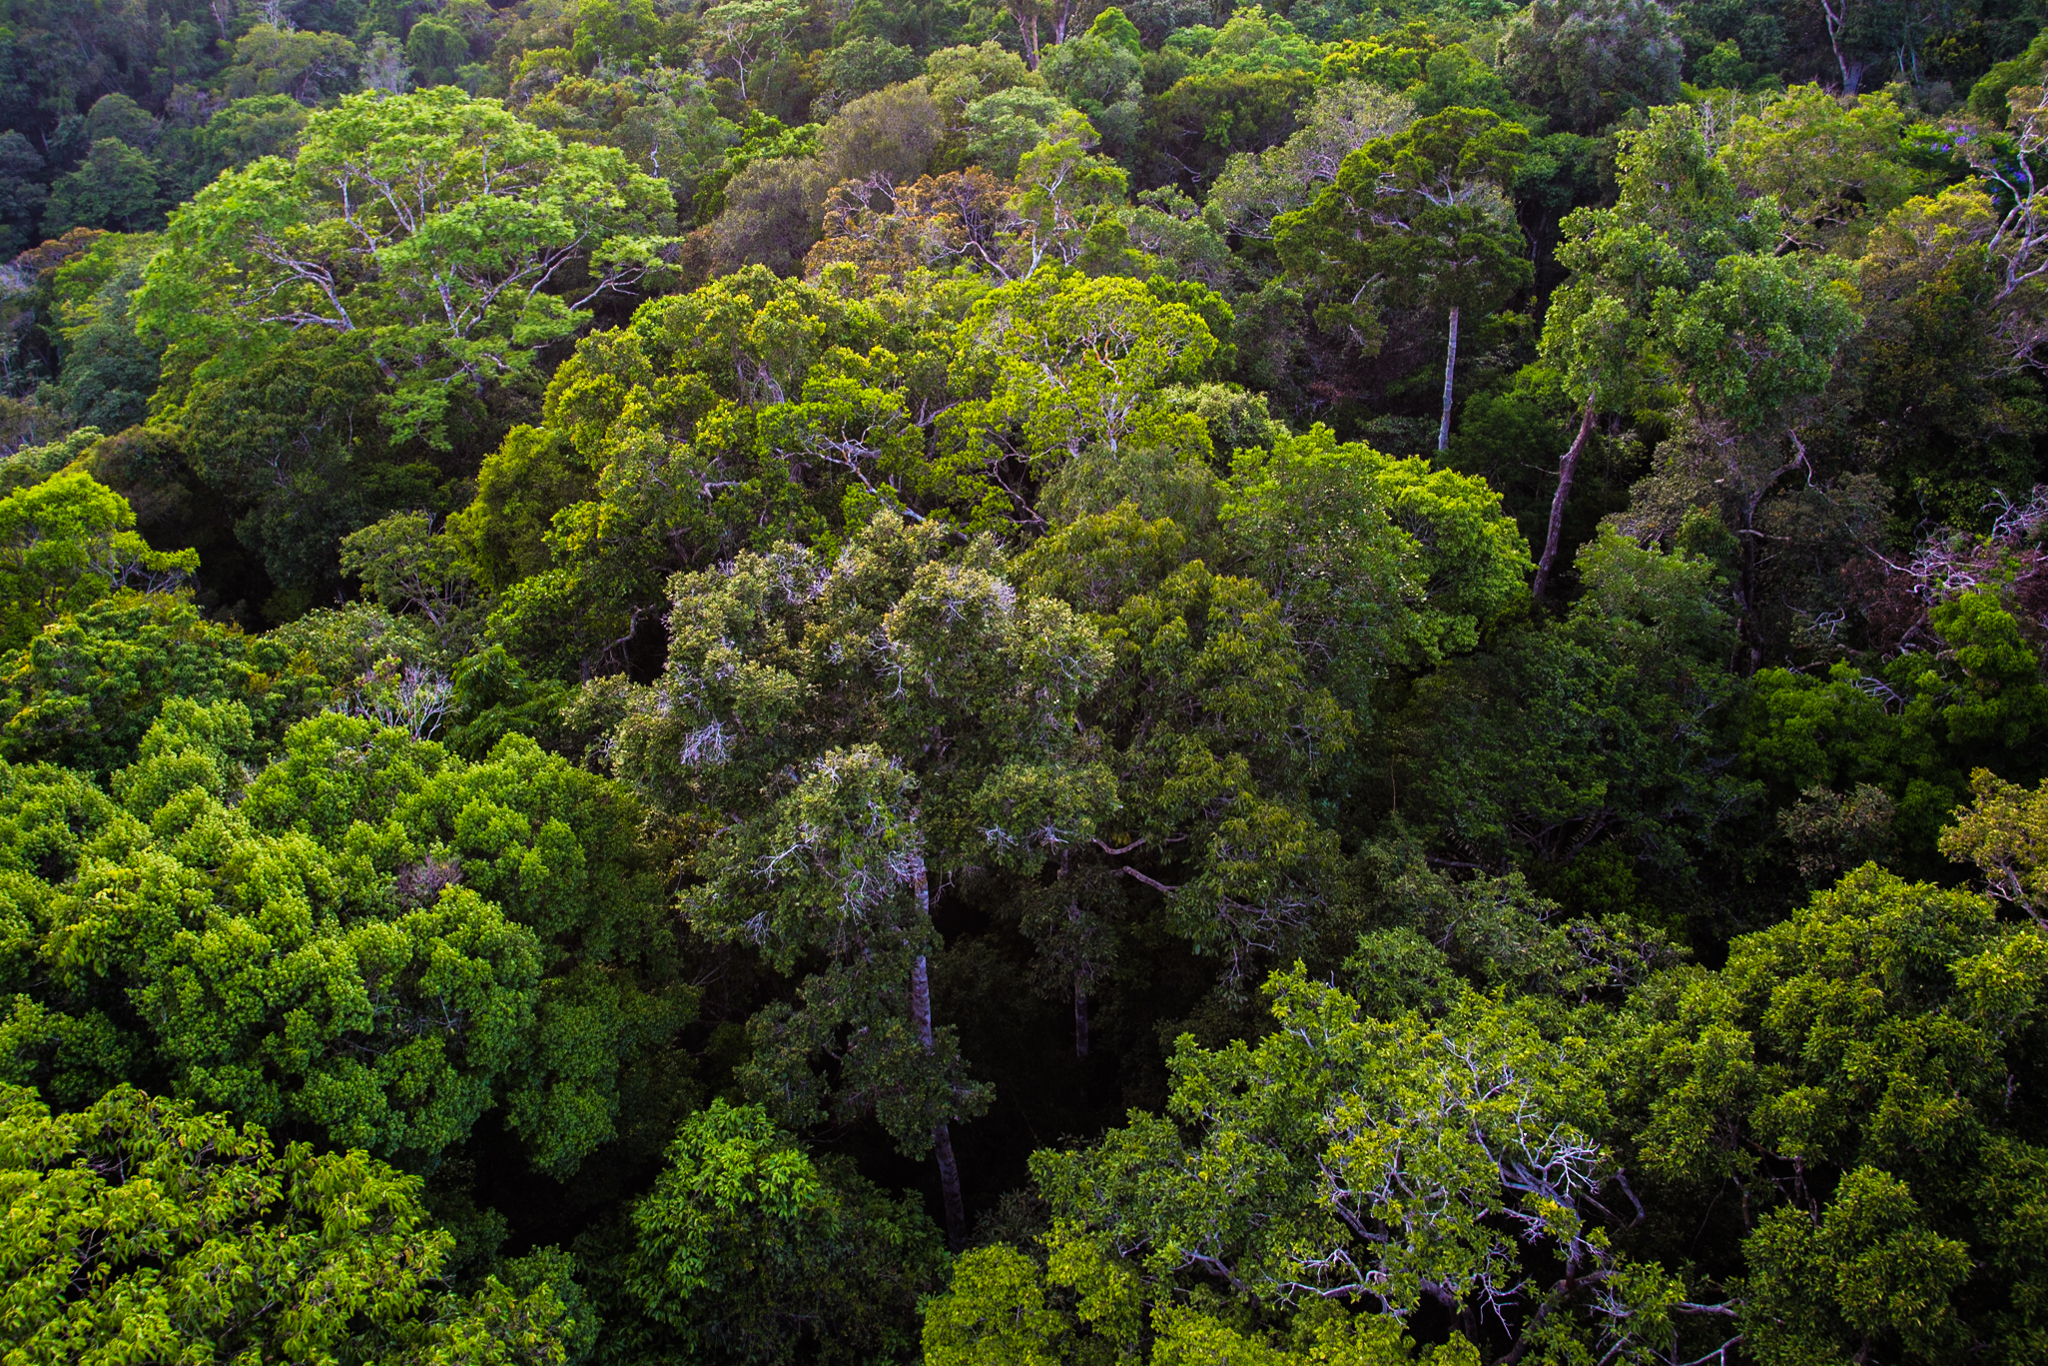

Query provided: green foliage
[1275,105,1531,346]
[586,513,1106,1152]
[0,471,195,651]
[1611,864,2048,1363]
[0,591,313,776]
[1741,591,2048,858]
[1396,527,1752,880]
[1220,424,1530,714]
[12,0,2048,1356]
[39,232,162,436]
[1719,85,1940,253]
[1541,102,1783,410]
[6,707,694,1173]
[1499,0,1685,134]
[1014,508,1352,985]
[950,271,1220,470]
[0,1081,576,1364]
[466,266,981,677]
[1942,768,2048,921]
[170,334,426,606]
[817,38,924,104]
[1967,27,2048,125]
[139,87,677,453]
[1018,966,1675,1360]
[221,23,360,103]
[43,139,159,235]
[609,1099,948,1364]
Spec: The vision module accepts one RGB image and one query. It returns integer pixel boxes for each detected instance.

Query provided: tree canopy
[6,1,2048,1362]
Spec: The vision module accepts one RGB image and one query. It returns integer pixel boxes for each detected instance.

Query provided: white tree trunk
[1533,394,1597,599]
[909,860,967,1250]
[1438,305,1460,453]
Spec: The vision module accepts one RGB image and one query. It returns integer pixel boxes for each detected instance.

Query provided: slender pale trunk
[931,1112,965,1249]
[1074,969,1089,1059]
[1437,304,1460,453]
[1820,0,1855,91]
[1533,394,1597,599]
[909,859,966,1250]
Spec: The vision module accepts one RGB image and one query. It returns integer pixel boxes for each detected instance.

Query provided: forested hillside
[3,0,2048,1361]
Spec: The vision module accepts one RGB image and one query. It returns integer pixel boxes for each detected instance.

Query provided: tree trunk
[1734,435,1812,675]
[933,1118,967,1251]
[1015,9,1040,68]
[1074,972,1089,1059]
[1437,304,1460,453]
[1821,0,1855,91]
[907,861,967,1250]
[1532,394,1597,599]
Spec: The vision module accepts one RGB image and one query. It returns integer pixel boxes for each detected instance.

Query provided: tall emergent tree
[581,513,1113,1248]
[138,86,678,454]
[1275,106,1532,451]
[1536,104,1860,613]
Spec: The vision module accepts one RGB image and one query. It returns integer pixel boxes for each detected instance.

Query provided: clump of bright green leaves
[2,700,694,1176]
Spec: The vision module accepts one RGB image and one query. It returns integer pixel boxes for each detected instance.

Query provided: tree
[1275,106,1532,452]
[705,155,830,276]
[137,88,677,453]
[1941,768,2048,923]
[610,1099,948,1364]
[1394,526,1752,884]
[362,33,414,94]
[1718,84,1939,253]
[82,92,156,150]
[406,14,470,89]
[1012,507,1353,1024]
[1219,425,1532,721]
[170,333,428,609]
[816,37,925,107]
[1741,591,2048,857]
[0,132,46,256]
[697,0,808,102]
[220,22,360,103]
[1610,864,2048,1364]
[818,80,945,187]
[1208,81,1416,240]
[0,1082,577,1365]
[340,508,482,654]
[1622,251,1861,666]
[926,40,1043,114]
[1498,0,1683,135]
[996,0,1097,70]
[581,513,1113,1248]
[0,591,317,775]
[1017,966,1686,1361]
[807,168,1016,282]
[40,231,163,436]
[1848,181,2048,527]
[6,703,696,1175]
[460,266,980,678]
[194,94,310,176]
[42,139,160,234]
[921,1245,1074,1366]
[0,470,195,651]
[946,271,1221,513]
[1534,104,1860,612]
[963,88,1092,179]
[1039,26,1144,155]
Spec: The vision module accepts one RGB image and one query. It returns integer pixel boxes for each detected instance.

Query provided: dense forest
[4,0,2048,1359]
